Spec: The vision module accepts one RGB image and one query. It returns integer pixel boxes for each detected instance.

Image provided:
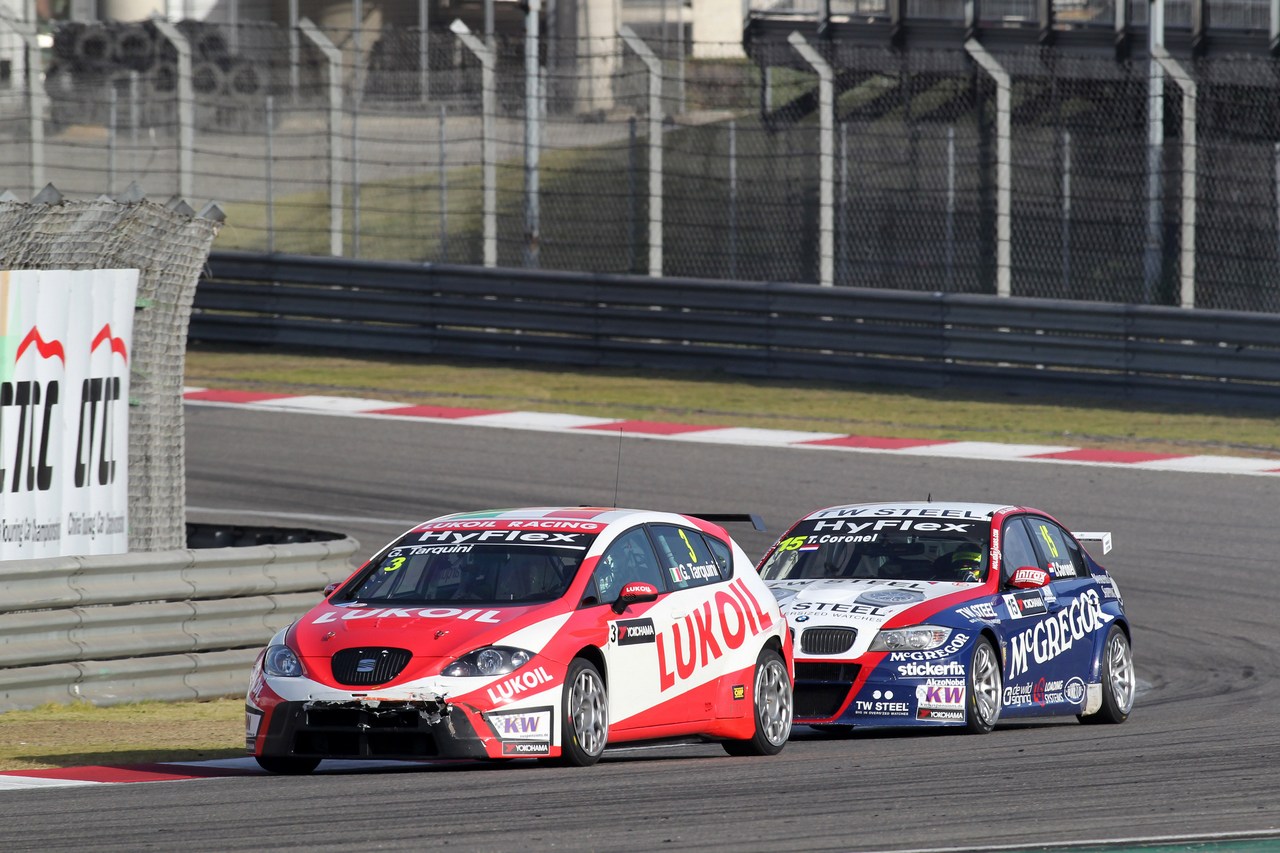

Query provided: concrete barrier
[0,532,360,710]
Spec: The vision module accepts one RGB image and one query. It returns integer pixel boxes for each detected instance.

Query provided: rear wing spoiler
[689,513,767,532]
[1073,531,1112,555]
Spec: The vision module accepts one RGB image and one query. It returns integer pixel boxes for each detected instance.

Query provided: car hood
[290,601,534,659]
[768,577,978,633]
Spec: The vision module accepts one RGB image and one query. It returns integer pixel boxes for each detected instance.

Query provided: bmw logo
[793,614,810,623]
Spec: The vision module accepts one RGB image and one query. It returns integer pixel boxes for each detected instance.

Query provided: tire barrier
[0,524,360,711]
[46,19,290,135]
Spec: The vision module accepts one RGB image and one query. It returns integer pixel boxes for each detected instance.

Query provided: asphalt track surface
[2,404,1278,852]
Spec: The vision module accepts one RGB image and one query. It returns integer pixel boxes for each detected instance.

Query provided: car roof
[413,506,713,529]
[797,501,1023,521]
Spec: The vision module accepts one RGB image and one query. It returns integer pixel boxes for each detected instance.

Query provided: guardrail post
[299,18,344,257]
[789,32,834,288]
[965,39,1012,298]
[0,13,44,196]
[149,17,193,203]
[619,26,663,278]
[452,19,497,268]
[1153,45,1197,309]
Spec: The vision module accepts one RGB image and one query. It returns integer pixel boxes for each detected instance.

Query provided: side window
[585,527,665,606]
[999,518,1042,585]
[648,524,725,591]
[1027,518,1087,580]
[705,534,735,578]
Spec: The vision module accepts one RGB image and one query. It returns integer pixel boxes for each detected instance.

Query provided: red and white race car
[246,507,794,773]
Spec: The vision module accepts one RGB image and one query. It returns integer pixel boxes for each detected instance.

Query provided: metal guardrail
[195,251,1280,412]
[0,528,359,711]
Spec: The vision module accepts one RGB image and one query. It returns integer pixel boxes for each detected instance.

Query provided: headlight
[442,646,534,677]
[264,644,303,678]
[868,625,952,652]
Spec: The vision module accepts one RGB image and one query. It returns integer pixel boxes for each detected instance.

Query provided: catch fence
[1,16,1279,310]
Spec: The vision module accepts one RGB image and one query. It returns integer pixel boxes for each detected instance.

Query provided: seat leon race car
[756,501,1133,734]
[246,507,794,773]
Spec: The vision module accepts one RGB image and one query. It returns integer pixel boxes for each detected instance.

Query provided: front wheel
[1080,624,1134,725]
[723,647,793,757]
[255,755,321,775]
[560,657,609,766]
[965,637,1002,734]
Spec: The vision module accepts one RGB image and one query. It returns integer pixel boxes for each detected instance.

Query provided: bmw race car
[246,507,794,773]
[757,501,1133,733]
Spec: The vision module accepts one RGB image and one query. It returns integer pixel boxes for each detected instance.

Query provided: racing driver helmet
[946,545,985,582]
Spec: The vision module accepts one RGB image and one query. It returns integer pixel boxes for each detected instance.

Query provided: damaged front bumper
[256,696,494,761]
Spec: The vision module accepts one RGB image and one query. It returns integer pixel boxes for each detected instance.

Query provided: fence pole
[150,17,193,202]
[419,0,430,104]
[789,31,834,287]
[0,13,44,195]
[299,18,344,256]
[946,125,956,290]
[288,0,300,99]
[620,26,664,277]
[628,116,638,273]
[440,105,449,262]
[1145,0,1165,303]
[525,0,543,268]
[729,119,737,280]
[1062,128,1071,296]
[838,120,848,285]
[266,95,275,254]
[452,19,497,267]
[965,38,1011,298]
[1153,45,1197,309]
[108,87,118,195]
[352,1,363,259]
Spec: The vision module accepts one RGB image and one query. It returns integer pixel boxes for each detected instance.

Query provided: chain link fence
[0,190,223,552]
[2,18,1279,310]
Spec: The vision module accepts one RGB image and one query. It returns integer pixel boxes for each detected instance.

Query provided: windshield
[759,519,990,583]
[336,525,599,605]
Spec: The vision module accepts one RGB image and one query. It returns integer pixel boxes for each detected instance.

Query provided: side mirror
[612,581,659,614]
[1009,566,1051,590]
[323,583,339,597]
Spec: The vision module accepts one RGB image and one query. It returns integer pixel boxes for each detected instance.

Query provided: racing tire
[964,637,1002,734]
[723,647,793,757]
[1080,624,1135,725]
[560,657,608,767]
[255,755,321,775]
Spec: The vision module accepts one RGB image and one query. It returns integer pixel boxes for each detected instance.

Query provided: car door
[580,525,684,732]
[998,515,1106,716]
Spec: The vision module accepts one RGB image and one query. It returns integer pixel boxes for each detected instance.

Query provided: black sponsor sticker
[611,617,657,646]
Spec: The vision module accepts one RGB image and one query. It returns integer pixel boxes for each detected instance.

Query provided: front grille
[294,702,440,758]
[793,662,860,720]
[800,627,857,656]
[331,647,412,685]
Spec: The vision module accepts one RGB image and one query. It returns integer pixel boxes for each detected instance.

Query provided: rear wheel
[965,637,1002,734]
[255,755,321,775]
[723,647,793,756]
[1080,624,1134,725]
[560,658,608,766]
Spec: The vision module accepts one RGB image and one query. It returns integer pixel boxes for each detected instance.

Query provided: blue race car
[757,501,1133,733]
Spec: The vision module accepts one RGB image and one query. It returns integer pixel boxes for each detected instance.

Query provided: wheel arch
[571,644,608,687]
[1089,617,1132,682]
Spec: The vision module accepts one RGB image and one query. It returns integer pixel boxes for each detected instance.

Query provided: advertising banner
[1,269,138,560]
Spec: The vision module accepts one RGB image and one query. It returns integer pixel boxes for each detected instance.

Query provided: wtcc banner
[0,269,138,560]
